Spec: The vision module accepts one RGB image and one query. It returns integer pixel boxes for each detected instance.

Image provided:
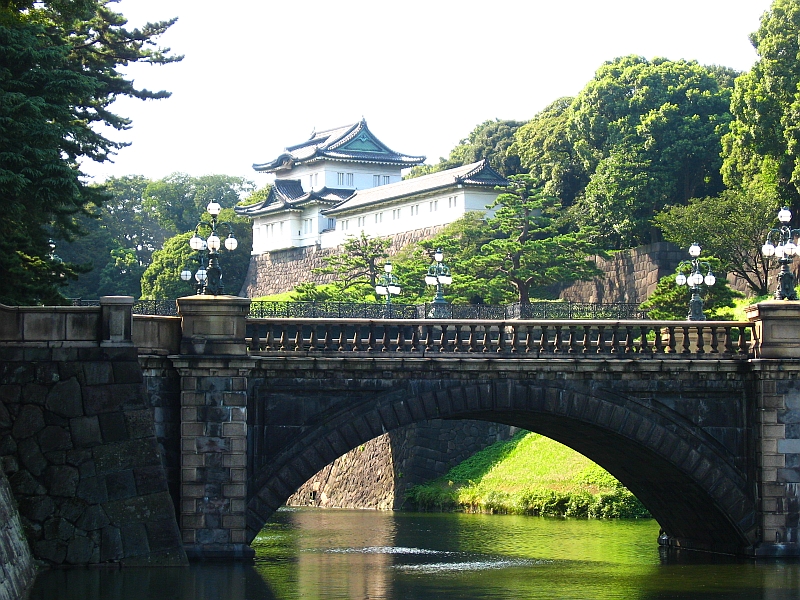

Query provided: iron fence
[69,298,650,319]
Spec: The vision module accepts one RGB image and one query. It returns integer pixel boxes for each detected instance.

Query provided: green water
[30,508,800,599]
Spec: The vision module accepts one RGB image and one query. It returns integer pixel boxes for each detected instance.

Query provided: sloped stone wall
[286,420,513,510]
[240,226,444,297]
[557,242,684,304]
[0,345,186,567]
[0,471,36,600]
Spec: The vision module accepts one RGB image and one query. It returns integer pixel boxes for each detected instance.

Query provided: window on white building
[346,173,354,187]
[375,212,383,224]
[357,216,366,227]
[327,218,335,230]
[383,176,390,185]
[449,196,457,208]
[430,200,438,212]
[410,204,419,216]
[303,218,313,234]
[392,209,401,220]
[373,175,381,186]
[337,172,345,185]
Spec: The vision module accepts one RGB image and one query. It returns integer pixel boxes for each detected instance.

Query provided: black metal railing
[70,298,649,320]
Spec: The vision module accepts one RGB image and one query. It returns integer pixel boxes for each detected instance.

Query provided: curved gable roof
[323,159,507,216]
[252,119,425,173]
[235,181,354,218]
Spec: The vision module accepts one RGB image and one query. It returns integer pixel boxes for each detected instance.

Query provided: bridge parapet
[245,318,753,358]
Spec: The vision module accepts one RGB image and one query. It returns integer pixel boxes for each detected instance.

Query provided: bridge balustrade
[245,318,752,357]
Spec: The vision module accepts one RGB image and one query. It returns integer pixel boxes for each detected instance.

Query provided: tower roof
[252,119,425,173]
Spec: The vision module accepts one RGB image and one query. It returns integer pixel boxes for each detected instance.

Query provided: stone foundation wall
[286,420,514,510]
[0,471,36,600]
[240,226,444,297]
[557,242,684,304]
[0,345,186,567]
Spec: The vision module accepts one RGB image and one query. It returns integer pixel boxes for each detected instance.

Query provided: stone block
[100,525,123,561]
[12,405,45,439]
[83,387,122,415]
[70,416,102,448]
[45,378,83,418]
[181,454,205,468]
[133,466,168,495]
[778,439,800,454]
[124,409,155,439]
[195,437,230,453]
[762,424,786,439]
[35,539,66,564]
[120,523,150,557]
[46,465,79,497]
[195,528,230,544]
[18,495,55,522]
[145,519,181,552]
[222,422,245,437]
[181,423,205,437]
[761,454,786,468]
[222,515,245,529]
[222,484,245,498]
[223,392,247,406]
[778,468,800,483]
[76,476,108,504]
[98,412,128,443]
[17,437,47,476]
[43,517,74,541]
[764,513,787,528]
[9,471,45,496]
[181,514,205,529]
[104,491,176,526]
[112,361,144,385]
[105,470,137,501]
[222,454,246,468]
[38,425,72,453]
[93,438,159,475]
[74,504,110,531]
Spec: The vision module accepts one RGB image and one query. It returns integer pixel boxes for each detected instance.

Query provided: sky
[84,0,776,187]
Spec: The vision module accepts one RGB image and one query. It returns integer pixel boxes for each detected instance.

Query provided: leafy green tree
[140,207,253,299]
[639,257,743,320]
[140,233,195,299]
[654,189,780,295]
[143,173,255,235]
[510,97,588,208]
[567,55,735,248]
[466,176,603,304]
[722,0,800,212]
[407,119,524,179]
[296,231,391,301]
[0,1,179,305]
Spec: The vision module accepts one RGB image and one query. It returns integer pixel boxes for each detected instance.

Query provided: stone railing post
[100,296,133,346]
[746,301,800,555]
[172,296,255,559]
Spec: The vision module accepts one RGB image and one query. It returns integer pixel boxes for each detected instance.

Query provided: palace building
[236,119,508,254]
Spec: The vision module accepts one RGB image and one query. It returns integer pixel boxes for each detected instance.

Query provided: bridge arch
[245,379,757,555]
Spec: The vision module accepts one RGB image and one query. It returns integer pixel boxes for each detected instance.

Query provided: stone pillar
[100,296,133,346]
[747,301,800,556]
[172,296,255,559]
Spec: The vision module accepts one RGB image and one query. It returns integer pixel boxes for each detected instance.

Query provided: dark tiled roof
[235,182,354,218]
[252,119,425,173]
[323,159,507,216]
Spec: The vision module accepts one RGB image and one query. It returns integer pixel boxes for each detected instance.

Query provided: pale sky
[84,0,775,187]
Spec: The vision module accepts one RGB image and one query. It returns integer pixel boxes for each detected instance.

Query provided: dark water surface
[31,508,800,599]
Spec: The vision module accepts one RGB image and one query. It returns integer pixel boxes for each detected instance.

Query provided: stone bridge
[3,296,800,565]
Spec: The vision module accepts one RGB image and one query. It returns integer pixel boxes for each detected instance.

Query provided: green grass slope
[405,431,649,519]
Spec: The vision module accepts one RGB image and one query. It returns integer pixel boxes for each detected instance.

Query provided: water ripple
[325,546,451,555]
[395,558,551,573]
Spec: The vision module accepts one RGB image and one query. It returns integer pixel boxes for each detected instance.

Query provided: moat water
[31,508,800,599]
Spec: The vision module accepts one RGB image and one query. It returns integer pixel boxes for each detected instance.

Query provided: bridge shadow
[246,376,757,556]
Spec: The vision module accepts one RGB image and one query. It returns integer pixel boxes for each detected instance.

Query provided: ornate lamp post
[424,248,453,317]
[675,243,716,321]
[375,261,401,316]
[179,201,238,295]
[761,207,800,300]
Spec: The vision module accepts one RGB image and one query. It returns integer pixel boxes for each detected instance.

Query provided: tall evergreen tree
[0,1,179,304]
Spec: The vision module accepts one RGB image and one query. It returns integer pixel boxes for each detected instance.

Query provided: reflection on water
[31,508,800,600]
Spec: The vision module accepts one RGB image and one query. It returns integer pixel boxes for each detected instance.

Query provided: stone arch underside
[245,380,757,555]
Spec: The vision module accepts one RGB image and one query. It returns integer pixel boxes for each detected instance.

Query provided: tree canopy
[0,0,179,304]
[722,0,800,213]
[407,119,525,179]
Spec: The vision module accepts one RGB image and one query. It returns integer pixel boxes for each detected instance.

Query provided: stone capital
[177,295,251,355]
[746,301,800,359]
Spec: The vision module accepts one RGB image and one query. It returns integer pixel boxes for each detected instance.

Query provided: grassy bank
[405,431,649,519]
